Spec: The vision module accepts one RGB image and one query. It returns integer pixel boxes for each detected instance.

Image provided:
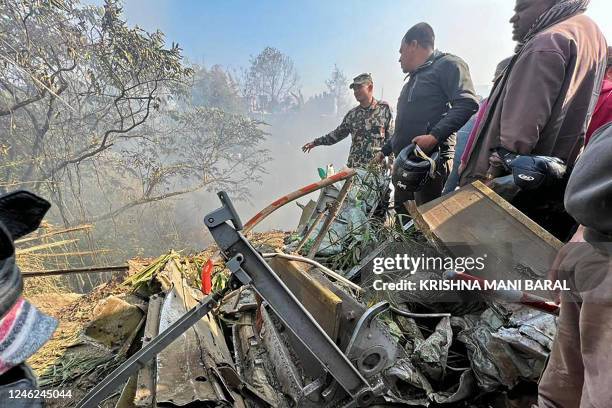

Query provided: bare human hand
[371,151,385,164]
[412,134,438,154]
[302,141,316,153]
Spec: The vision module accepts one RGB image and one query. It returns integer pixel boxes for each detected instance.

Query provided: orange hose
[243,168,356,233]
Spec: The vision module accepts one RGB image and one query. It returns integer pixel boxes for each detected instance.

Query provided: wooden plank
[267,257,342,342]
[411,181,563,299]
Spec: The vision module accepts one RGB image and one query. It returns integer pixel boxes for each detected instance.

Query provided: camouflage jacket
[314,99,394,168]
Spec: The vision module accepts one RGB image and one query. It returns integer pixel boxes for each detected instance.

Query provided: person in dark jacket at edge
[375,22,479,221]
[538,122,612,407]
[458,0,607,241]
[584,46,612,145]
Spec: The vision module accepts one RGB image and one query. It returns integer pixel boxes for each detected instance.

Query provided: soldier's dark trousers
[538,240,612,408]
[394,159,452,224]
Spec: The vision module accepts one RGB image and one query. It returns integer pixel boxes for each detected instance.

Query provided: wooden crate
[411,181,563,299]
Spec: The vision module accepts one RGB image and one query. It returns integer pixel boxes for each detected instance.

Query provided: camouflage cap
[349,73,373,89]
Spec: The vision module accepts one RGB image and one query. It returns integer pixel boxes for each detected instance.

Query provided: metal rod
[307,176,354,259]
[444,270,559,315]
[261,252,363,293]
[205,170,356,266]
[389,306,451,318]
[22,264,129,278]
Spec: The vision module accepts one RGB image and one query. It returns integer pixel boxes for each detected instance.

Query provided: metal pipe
[206,170,357,266]
[444,270,559,315]
[243,168,356,234]
[389,306,451,318]
[22,264,129,278]
[307,176,355,259]
[261,252,363,293]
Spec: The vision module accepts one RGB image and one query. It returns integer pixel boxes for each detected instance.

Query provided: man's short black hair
[403,22,435,49]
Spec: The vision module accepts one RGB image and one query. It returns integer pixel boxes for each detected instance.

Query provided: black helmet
[508,155,566,190]
[392,144,440,192]
[496,147,567,191]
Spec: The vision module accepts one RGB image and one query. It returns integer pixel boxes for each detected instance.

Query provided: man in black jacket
[377,23,478,213]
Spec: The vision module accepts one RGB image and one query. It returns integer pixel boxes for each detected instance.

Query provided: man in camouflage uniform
[302,73,394,169]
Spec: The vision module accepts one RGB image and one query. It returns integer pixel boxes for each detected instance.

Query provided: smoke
[170,107,355,250]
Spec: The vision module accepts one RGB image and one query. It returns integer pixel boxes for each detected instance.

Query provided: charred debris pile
[25,171,557,408]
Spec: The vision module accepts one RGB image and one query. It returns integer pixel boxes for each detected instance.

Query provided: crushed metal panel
[266,257,342,341]
[385,358,432,405]
[431,369,477,404]
[155,261,245,407]
[457,317,542,392]
[412,317,453,382]
[492,328,549,359]
[296,199,317,233]
[134,293,163,407]
[156,288,222,405]
[232,308,290,407]
[115,374,138,408]
[259,307,304,405]
[510,308,556,350]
